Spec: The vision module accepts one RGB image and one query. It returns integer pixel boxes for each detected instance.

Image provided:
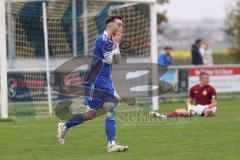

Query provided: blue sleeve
[158,54,166,66]
[167,56,172,66]
[95,35,113,59]
[94,37,104,60]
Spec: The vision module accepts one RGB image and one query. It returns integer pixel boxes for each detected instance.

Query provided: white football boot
[159,114,167,119]
[57,123,67,145]
[149,111,167,119]
[107,142,129,152]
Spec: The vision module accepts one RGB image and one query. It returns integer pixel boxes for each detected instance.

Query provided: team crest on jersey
[202,90,208,96]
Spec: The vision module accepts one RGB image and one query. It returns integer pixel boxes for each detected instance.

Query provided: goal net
[1,0,158,119]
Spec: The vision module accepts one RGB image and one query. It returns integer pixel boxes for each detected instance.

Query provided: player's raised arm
[112,32,122,64]
[102,40,121,64]
[103,45,120,64]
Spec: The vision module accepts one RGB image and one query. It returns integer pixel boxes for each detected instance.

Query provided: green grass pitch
[0,99,239,160]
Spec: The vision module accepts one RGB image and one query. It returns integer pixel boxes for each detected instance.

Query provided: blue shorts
[83,76,116,110]
[83,89,116,110]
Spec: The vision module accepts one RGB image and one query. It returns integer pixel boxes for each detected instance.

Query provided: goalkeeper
[162,72,218,118]
[57,15,128,152]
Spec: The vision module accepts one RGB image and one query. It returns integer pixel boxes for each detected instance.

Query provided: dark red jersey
[189,84,217,105]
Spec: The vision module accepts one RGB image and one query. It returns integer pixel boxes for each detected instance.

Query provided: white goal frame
[0,0,159,119]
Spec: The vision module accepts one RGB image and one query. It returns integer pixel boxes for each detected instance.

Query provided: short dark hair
[164,46,172,50]
[199,71,209,77]
[105,15,123,26]
[195,39,202,45]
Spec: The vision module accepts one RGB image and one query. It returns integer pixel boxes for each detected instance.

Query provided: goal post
[42,2,53,115]
[150,2,159,111]
[0,0,160,119]
[0,0,9,119]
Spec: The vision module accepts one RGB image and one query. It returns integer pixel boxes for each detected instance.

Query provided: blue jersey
[85,31,115,93]
[83,31,116,109]
[158,52,172,67]
[93,31,114,93]
[93,31,113,78]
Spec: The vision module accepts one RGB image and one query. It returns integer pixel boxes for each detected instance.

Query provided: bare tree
[225,0,240,62]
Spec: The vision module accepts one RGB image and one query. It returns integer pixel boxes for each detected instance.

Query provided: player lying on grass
[57,15,128,152]
[162,72,218,118]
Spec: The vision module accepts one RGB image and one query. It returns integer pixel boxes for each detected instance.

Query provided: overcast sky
[162,0,235,20]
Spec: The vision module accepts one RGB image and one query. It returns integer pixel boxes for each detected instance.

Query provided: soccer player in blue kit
[57,15,128,152]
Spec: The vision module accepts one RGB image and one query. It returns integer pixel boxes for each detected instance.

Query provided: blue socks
[105,118,116,142]
[64,112,85,128]
[64,109,117,144]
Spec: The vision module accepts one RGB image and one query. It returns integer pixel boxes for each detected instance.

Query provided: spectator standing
[200,39,214,65]
[191,39,203,65]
